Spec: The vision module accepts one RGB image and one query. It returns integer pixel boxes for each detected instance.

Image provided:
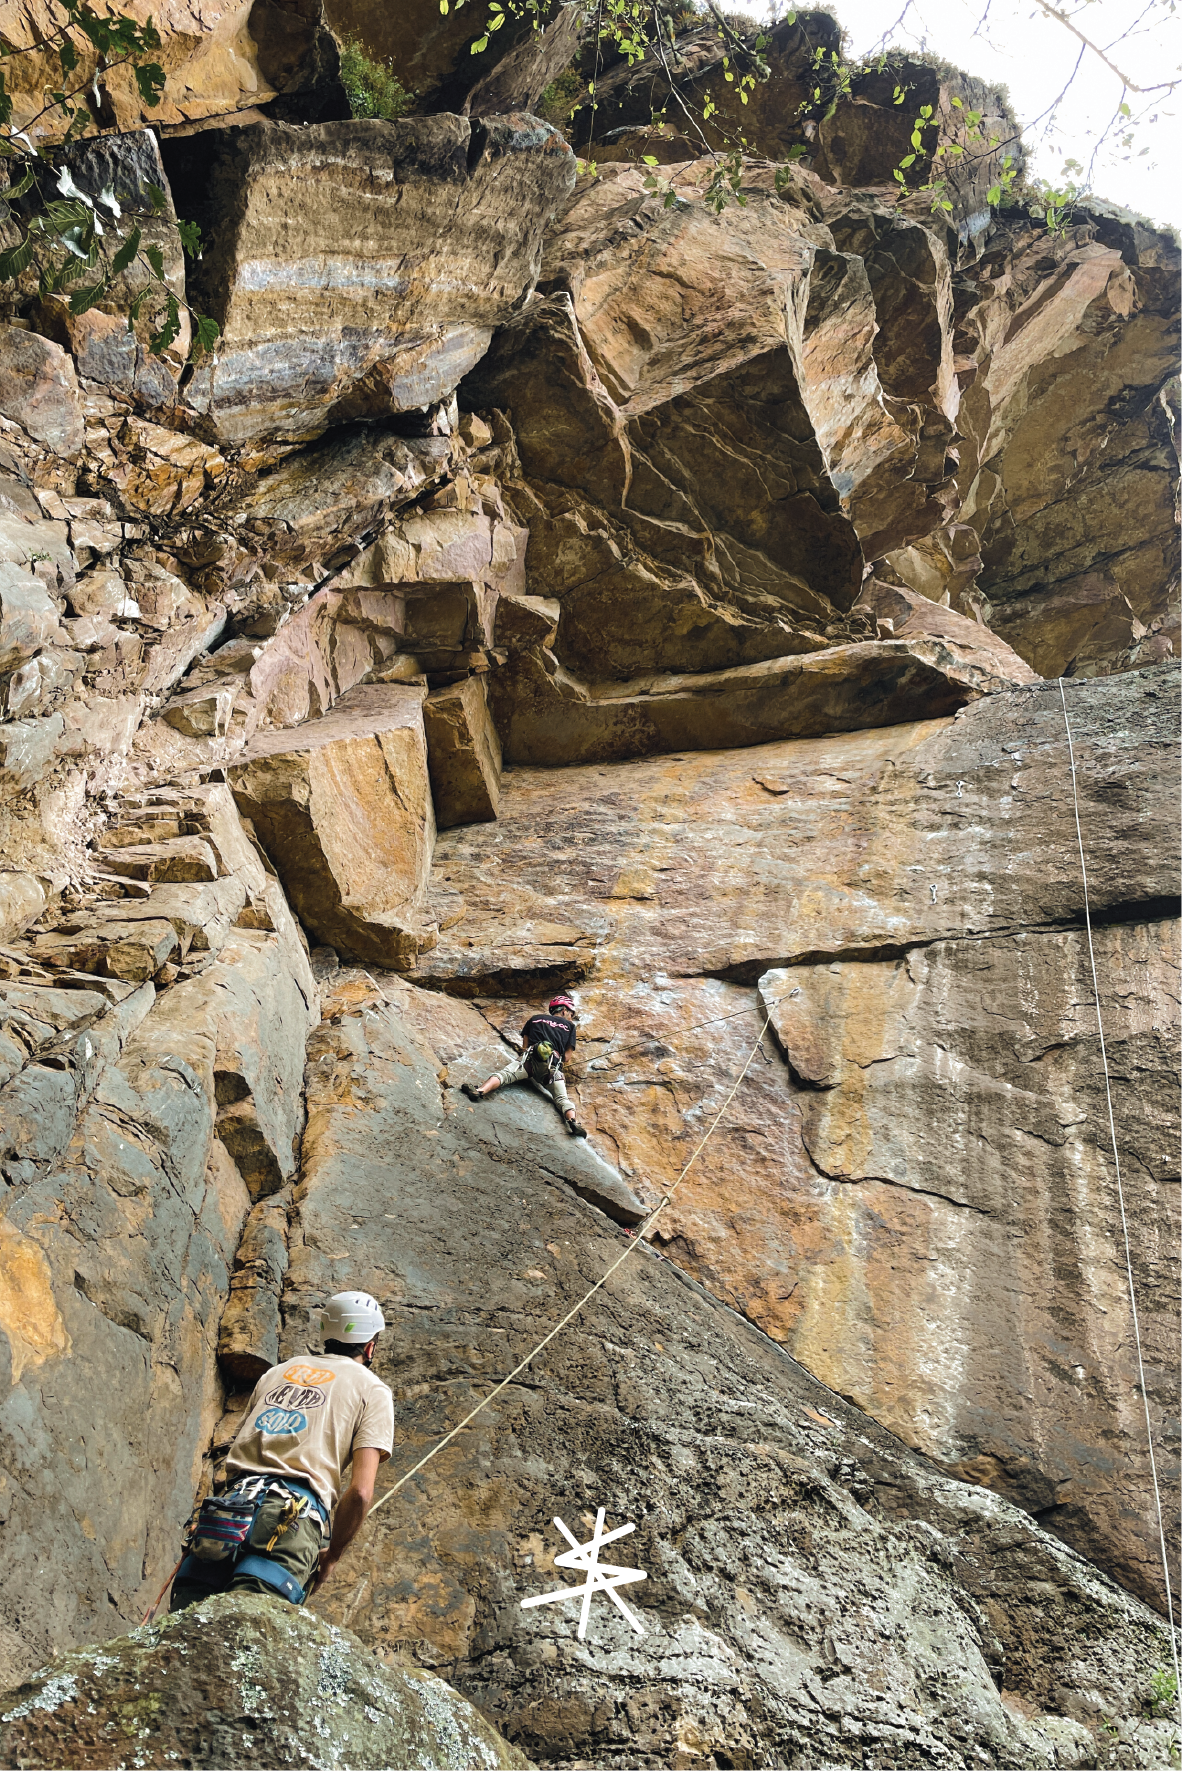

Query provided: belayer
[463,993,587,1137]
[169,1291,394,1611]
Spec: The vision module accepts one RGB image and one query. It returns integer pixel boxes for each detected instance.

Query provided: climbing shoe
[462,1083,483,1101]
[565,1114,587,1138]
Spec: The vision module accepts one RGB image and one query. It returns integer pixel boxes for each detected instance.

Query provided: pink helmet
[549,994,577,1015]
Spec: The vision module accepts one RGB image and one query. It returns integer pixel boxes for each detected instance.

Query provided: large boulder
[229,682,437,968]
[167,115,577,443]
[0,1591,529,1770]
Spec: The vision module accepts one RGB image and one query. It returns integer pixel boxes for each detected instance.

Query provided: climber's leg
[463,1057,528,1101]
[549,1069,587,1138]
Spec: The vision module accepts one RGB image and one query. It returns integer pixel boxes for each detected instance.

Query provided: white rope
[1057,678,1180,1706]
[366,1013,772,1517]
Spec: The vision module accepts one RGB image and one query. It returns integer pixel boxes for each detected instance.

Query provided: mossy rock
[0,1591,530,1770]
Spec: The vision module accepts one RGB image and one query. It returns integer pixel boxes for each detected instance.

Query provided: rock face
[414,666,1180,1614]
[168,115,577,442]
[0,10,1177,1765]
[266,961,1174,1771]
[0,1591,528,1770]
[0,781,317,1665]
[0,0,336,144]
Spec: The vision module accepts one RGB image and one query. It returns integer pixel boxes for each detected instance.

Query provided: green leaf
[1118,100,1131,117]
[986,184,1001,206]
[110,223,141,275]
[69,280,107,314]
[134,62,166,106]
[59,38,77,75]
[899,153,915,168]
[470,35,488,52]
[4,163,34,200]
[149,291,181,356]
[176,217,202,256]
[642,155,659,165]
[146,182,167,212]
[144,242,165,277]
[0,235,33,281]
[190,312,220,358]
[950,95,962,108]
[487,12,504,29]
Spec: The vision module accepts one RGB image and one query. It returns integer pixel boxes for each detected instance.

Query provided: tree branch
[1031,0,1179,96]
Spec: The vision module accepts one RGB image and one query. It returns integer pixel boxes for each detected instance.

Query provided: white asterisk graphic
[521,1509,648,1639]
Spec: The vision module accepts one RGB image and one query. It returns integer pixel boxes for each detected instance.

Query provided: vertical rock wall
[0,25,1176,1762]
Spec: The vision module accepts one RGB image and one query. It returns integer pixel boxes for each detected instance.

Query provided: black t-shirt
[522,1014,576,1063]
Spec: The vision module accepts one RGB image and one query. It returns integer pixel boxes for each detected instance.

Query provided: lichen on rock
[0,1591,529,1769]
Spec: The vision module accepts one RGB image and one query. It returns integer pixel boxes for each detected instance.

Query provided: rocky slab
[487,634,1037,767]
[230,682,437,970]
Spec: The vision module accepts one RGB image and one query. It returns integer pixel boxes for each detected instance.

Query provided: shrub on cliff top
[339,36,413,121]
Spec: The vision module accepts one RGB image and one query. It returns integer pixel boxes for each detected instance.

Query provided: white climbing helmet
[321,1291,385,1345]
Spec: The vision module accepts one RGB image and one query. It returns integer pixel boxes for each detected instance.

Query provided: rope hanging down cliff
[1057,678,1180,1695]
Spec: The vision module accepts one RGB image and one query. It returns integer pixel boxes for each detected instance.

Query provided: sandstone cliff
[0,5,1177,1766]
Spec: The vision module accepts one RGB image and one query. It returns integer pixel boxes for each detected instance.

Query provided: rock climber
[169,1291,394,1612]
[463,993,587,1137]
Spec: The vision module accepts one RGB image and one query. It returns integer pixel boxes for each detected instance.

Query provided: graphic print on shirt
[255,1364,336,1436]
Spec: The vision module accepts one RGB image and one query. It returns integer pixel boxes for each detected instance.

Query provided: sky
[798,0,1180,231]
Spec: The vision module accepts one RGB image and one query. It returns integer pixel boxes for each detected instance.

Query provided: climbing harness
[527,1039,566,1090]
[144,1474,331,1621]
[366,1009,772,1523]
[1058,677,1180,1700]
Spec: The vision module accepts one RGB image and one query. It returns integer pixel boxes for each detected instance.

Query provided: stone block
[0,872,49,944]
[100,837,220,883]
[29,918,179,983]
[423,676,502,829]
[402,580,493,655]
[173,114,576,443]
[493,591,559,652]
[66,569,141,621]
[0,711,64,791]
[162,680,240,737]
[0,562,64,674]
[229,683,437,969]
[217,1189,290,1382]
[0,327,84,455]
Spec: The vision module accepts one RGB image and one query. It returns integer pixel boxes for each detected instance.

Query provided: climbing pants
[495,1055,572,1117]
[169,1495,324,1612]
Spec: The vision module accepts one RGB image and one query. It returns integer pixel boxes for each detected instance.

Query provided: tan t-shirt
[226,1354,395,1513]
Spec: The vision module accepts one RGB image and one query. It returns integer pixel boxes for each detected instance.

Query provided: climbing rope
[366,1009,773,1519]
[1057,677,1180,1703]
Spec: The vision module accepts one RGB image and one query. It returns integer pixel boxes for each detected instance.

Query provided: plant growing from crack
[0,0,219,361]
